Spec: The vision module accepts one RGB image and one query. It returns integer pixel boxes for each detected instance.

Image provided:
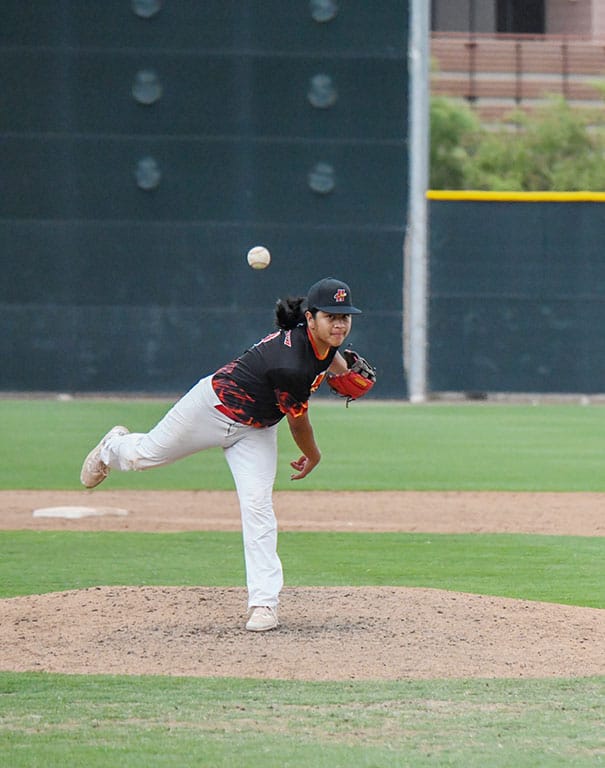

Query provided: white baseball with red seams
[247,246,271,269]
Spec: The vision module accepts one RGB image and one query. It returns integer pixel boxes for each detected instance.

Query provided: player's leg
[224,423,283,629]
[81,375,227,486]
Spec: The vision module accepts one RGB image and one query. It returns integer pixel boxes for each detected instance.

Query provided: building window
[496,0,544,34]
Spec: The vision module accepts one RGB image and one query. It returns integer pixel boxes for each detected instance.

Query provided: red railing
[431,32,605,121]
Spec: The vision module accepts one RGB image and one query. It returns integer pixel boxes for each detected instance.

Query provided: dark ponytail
[275,296,307,330]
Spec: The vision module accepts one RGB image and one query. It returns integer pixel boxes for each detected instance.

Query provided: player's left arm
[286,411,321,480]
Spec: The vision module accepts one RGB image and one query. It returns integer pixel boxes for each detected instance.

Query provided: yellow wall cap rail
[427,190,605,203]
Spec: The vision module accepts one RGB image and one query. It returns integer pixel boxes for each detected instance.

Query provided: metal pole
[404,0,430,403]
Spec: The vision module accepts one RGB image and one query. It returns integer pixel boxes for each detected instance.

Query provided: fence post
[405,0,430,403]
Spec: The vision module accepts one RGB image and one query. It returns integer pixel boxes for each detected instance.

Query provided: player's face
[307,310,352,350]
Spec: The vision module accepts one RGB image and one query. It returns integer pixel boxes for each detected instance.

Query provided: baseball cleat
[80,425,129,488]
[246,606,279,632]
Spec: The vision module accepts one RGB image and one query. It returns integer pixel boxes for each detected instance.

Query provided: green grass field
[3,398,605,490]
[1,673,603,768]
[1,531,602,607]
[0,399,604,767]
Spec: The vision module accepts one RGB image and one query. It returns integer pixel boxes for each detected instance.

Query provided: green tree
[518,97,605,190]
[429,95,482,189]
[430,94,605,191]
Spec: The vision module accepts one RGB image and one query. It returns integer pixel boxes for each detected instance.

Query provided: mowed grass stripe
[0,531,602,607]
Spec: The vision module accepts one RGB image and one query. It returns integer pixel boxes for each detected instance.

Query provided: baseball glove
[327,349,376,404]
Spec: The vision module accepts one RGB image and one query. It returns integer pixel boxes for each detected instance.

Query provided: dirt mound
[1,586,603,680]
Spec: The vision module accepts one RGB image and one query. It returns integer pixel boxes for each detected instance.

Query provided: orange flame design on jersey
[310,372,326,392]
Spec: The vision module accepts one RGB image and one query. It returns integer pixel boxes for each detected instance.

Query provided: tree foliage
[429,96,481,189]
[430,95,605,191]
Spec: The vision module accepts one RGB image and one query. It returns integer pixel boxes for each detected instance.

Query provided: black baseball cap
[305,277,362,314]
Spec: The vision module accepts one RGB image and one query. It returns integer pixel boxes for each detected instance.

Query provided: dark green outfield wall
[429,199,605,394]
[10,5,601,398]
[1,1,408,396]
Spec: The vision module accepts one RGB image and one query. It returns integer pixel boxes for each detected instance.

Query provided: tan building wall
[432,0,495,33]
[591,0,605,36]
[547,0,593,35]
[433,0,605,37]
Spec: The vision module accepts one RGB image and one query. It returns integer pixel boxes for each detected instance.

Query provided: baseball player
[80,277,375,631]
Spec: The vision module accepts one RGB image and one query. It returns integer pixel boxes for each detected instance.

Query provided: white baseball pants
[100,374,283,609]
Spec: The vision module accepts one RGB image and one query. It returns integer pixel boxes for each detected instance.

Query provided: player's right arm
[286,411,321,480]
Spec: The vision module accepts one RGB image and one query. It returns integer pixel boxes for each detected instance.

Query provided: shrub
[430,95,605,191]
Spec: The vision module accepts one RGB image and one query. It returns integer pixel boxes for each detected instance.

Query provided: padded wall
[1,1,409,395]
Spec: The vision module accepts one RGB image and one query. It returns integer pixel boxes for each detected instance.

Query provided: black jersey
[212,324,337,428]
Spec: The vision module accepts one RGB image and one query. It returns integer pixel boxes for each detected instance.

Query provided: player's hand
[290,454,319,481]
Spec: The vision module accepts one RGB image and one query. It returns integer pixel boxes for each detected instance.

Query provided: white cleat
[80,425,129,488]
[246,606,279,632]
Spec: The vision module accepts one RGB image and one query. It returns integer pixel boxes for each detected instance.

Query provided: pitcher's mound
[1,586,603,680]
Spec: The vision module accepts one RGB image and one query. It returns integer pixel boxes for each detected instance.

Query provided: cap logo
[333,288,347,303]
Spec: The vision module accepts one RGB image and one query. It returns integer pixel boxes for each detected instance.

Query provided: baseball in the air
[247,245,271,270]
